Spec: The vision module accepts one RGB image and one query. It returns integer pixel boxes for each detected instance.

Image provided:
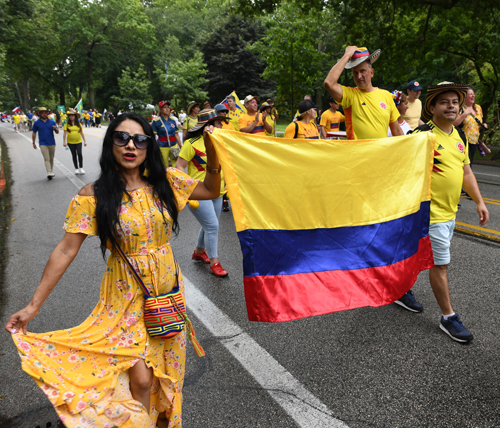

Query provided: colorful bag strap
[114,243,179,299]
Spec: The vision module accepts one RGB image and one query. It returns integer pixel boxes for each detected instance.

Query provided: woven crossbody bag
[115,243,205,357]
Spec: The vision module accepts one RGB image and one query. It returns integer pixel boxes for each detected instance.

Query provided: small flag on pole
[74,99,83,114]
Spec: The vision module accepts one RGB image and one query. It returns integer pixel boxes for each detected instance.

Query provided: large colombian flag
[209,130,436,322]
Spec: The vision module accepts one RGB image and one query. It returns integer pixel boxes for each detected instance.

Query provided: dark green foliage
[201,16,275,103]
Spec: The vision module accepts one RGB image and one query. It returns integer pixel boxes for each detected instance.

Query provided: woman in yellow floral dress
[454,87,488,165]
[5,113,222,427]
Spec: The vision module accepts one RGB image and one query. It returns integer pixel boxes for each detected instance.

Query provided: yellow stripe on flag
[210,130,434,232]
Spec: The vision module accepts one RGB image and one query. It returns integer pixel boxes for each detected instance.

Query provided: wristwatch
[206,165,221,174]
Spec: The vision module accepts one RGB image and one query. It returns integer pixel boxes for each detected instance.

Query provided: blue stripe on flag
[238,201,430,277]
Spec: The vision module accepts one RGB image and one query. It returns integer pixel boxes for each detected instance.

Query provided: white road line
[184,279,348,428]
[2,126,85,188]
[1,122,349,428]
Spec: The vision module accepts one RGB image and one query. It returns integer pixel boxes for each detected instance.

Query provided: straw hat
[422,82,468,122]
[66,108,81,118]
[187,101,200,115]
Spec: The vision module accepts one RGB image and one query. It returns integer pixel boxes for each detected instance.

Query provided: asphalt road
[0,123,499,428]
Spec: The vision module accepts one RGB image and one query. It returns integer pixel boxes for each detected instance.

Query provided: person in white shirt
[388,91,412,136]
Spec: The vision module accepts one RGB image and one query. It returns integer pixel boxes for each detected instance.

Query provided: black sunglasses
[112,131,150,150]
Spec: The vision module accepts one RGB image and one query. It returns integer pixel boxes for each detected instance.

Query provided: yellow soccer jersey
[13,114,20,124]
[284,120,320,139]
[228,109,242,131]
[178,135,225,197]
[238,113,265,134]
[320,109,345,132]
[182,116,198,132]
[402,98,422,130]
[414,121,470,223]
[337,86,399,140]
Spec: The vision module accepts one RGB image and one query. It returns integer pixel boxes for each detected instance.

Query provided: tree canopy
[1,0,499,143]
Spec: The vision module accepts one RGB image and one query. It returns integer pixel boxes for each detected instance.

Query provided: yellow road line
[455,221,500,236]
[83,132,105,139]
[461,196,500,206]
[455,226,500,243]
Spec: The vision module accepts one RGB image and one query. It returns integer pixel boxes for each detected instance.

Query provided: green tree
[201,15,275,104]
[157,52,209,110]
[111,64,152,112]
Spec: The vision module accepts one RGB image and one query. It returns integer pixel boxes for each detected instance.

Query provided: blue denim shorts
[429,219,455,265]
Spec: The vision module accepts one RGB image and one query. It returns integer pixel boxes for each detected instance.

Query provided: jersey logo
[457,142,465,153]
[379,102,387,110]
[361,102,366,106]
[437,144,444,150]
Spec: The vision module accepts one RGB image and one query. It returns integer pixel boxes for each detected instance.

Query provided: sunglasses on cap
[112,131,151,150]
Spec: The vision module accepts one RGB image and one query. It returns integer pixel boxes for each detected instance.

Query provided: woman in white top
[388,91,412,136]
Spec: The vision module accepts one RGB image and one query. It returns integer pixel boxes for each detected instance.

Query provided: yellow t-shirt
[461,105,483,145]
[221,121,235,130]
[238,113,265,134]
[64,123,83,144]
[402,98,422,130]
[338,86,400,140]
[60,113,67,122]
[178,135,225,197]
[84,113,90,120]
[284,120,320,139]
[320,109,345,132]
[414,121,470,222]
[228,109,242,131]
[265,115,276,136]
[13,114,20,124]
[182,116,198,132]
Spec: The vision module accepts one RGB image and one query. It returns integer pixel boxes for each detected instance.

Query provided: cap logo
[379,102,387,110]
[457,142,465,153]
[414,81,420,87]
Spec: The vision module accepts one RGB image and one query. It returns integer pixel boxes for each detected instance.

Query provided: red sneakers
[210,262,228,277]
[192,250,210,264]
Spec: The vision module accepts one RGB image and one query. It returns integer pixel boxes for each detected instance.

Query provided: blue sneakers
[395,290,424,313]
[440,313,474,343]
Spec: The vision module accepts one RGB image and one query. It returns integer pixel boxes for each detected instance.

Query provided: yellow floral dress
[12,168,198,428]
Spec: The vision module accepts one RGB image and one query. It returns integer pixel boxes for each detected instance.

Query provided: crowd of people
[2,44,493,428]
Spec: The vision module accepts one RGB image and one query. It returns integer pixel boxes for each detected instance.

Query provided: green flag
[75,99,83,114]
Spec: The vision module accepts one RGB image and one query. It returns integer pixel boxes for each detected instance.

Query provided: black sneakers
[394,290,424,313]
[440,313,474,343]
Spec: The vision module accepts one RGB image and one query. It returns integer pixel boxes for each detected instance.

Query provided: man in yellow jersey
[320,97,345,139]
[239,95,273,134]
[403,80,424,130]
[398,82,489,343]
[226,95,242,131]
[284,99,320,139]
[324,46,402,140]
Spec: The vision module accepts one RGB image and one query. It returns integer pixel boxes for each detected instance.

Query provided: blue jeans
[188,197,223,259]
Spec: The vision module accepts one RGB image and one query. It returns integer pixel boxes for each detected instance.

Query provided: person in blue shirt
[26,111,34,131]
[32,107,59,180]
[151,100,182,167]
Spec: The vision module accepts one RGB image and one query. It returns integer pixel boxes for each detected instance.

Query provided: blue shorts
[429,219,455,265]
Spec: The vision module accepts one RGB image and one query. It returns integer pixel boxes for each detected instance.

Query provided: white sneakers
[75,168,86,175]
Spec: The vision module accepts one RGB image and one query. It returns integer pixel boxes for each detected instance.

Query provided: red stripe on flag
[243,236,434,322]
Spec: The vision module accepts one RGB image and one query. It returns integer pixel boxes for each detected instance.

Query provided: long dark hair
[67,114,82,131]
[94,113,179,258]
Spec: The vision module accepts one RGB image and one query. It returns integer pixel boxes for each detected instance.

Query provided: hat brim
[188,116,230,133]
[422,83,468,122]
[344,49,381,70]
[187,103,200,115]
[244,96,259,104]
